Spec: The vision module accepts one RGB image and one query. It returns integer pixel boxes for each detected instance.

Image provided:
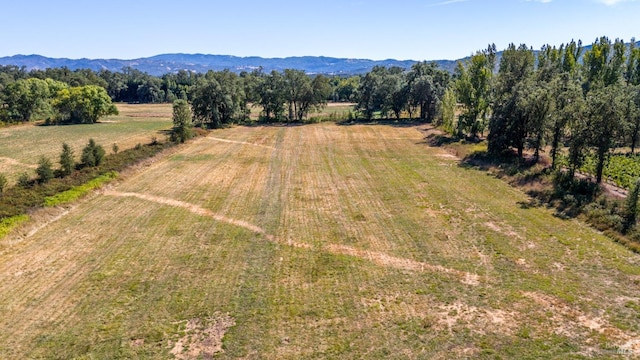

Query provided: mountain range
[1,41,638,77]
[0,53,459,76]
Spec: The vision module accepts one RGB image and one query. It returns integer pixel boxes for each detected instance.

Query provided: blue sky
[1,0,638,61]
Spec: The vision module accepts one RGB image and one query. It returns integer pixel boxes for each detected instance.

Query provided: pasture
[0,104,173,185]
[1,122,639,358]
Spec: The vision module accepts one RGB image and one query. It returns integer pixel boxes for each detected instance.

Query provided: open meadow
[1,122,640,358]
[0,103,173,185]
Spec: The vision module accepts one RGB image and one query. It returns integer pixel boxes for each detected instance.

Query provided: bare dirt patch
[522,291,640,355]
[170,314,235,359]
[435,301,517,335]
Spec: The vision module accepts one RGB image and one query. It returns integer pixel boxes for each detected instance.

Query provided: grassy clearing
[0,123,639,358]
[0,103,172,185]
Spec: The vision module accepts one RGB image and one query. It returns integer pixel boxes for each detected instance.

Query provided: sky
[1,0,639,61]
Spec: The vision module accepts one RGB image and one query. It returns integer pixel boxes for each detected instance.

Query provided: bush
[17,172,31,188]
[59,143,75,176]
[81,139,105,167]
[623,178,640,233]
[36,156,54,183]
[0,173,6,194]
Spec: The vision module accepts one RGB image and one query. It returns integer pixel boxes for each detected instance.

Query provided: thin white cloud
[596,0,639,4]
[526,0,553,3]
[427,0,468,7]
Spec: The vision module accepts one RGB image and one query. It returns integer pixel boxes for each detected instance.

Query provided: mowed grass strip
[0,123,639,358]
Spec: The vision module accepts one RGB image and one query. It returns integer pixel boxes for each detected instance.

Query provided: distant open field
[0,103,172,184]
[1,123,639,358]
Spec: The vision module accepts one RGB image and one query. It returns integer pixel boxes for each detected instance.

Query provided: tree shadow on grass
[336,118,427,128]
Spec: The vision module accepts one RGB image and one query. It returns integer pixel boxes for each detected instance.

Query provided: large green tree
[487,44,535,157]
[454,45,496,137]
[582,37,626,183]
[190,76,239,128]
[53,85,118,123]
[171,99,193,143]
[407,62,450,122]
[2,78,61,121]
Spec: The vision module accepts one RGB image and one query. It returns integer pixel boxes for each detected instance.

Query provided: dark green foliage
[0,173,6,194]
[623,178,640,233]
[17,173,31,188]
[454,45,495,137]
[81,139,105,167]
[190,76,239,128]
[53,85,118,123]
[36,156,54,183]
[59,143,75,176]
[407,61,450,122]
[170,99,193,143]
[255,70,287,122]
[488,43,535,157]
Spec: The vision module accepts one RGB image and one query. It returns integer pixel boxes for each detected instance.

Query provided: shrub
[36,156,54,183]
[81,139,105,167]
[17,172,31,188]
[59,143,75,176]
[623,178,640,233]
[0,173,6,194]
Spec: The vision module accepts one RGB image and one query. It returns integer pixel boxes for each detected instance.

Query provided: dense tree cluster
[0,71,118,124]
[355,62,450,121]
[438,37,640,186]
[0,65,345,126]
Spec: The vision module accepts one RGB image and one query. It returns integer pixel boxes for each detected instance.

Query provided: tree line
[2,36,638,176]
[0,65,361,125]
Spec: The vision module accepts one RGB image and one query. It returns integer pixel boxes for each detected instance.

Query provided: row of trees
[0,65,361,108]
[469,37,640,185]
[356,62,451,122]
[189,69,333,127]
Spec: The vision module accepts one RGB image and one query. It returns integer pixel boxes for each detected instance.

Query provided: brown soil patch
[522,291,640,355]
[169,314,235,359]
[327,243,481,285]
[435,301,517,335]
[435,153,459,160]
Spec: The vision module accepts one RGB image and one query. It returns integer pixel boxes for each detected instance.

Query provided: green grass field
[0,103,172,185]
[0,122,639,358]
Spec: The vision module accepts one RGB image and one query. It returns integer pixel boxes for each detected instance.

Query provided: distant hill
[0,54,458,76]
[1,40,637,76]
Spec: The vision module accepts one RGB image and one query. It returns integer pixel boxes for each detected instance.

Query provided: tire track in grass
[205,136,276,150]
[103,190,480,284]
[0,156,37,169]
